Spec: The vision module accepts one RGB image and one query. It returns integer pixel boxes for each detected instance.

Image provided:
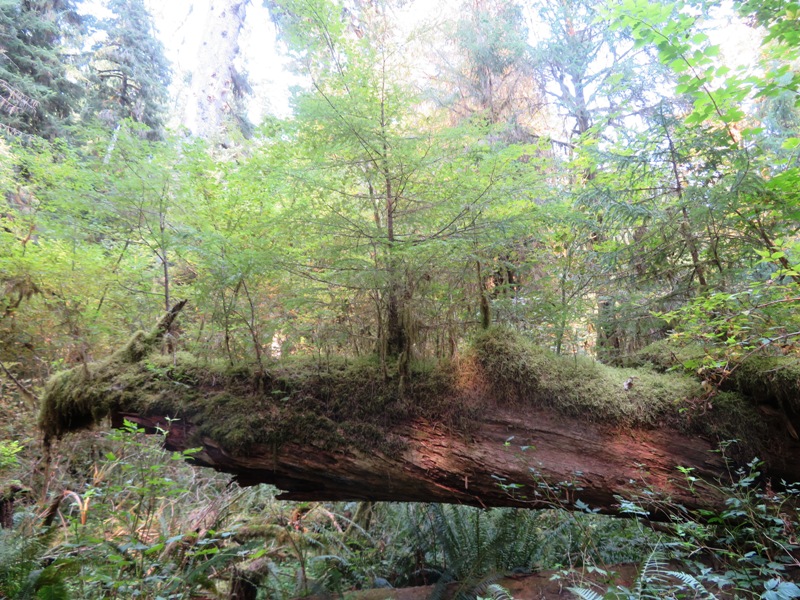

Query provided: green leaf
[670,58,690,72]
[781,138,800,150]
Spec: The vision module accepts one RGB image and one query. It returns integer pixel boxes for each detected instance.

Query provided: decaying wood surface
[110,405,798,521]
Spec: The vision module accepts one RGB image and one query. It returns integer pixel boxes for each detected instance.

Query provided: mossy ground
[39,326,788,460]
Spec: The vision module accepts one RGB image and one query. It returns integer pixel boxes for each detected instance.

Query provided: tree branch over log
[0,360,39,409]
[156,298,188,336]
[38,315,800,521]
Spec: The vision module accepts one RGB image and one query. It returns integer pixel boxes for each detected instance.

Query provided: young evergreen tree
[436,0,543,139]
[267,0,531,362]
[526,0,675,359]
[0,0,83,138]
[429,0,555,331]
[86,0,170,135]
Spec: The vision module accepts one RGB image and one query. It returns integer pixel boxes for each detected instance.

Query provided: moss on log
[38,317,800,517]
[625,338,800,440]
[41,326,765,454]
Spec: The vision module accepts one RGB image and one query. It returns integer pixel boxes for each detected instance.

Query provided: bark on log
[111,407,739,520]
[39,321,800,521]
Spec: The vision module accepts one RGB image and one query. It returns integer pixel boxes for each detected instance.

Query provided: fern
[664,569,719,599]
[633,547,668,599]
[475,582,515,600]
[427,505,546,600]
[567,547,720,600]
[567,588,605,600]
[0,528,75,600]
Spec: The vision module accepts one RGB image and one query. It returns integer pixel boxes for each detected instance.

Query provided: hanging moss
[38,326,788,460]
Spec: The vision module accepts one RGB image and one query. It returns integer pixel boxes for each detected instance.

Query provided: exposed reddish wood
[108,404,784,520]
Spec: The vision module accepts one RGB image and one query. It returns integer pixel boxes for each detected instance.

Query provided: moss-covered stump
[39,325,800,520]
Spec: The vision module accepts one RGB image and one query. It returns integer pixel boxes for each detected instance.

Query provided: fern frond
[665,570,719,599]
[475,582,515,600]
[635,546,669,596]
[308,553,350,567]
[567,586,605,600]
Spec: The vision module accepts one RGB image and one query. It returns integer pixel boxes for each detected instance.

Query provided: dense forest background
[1,0,799,597]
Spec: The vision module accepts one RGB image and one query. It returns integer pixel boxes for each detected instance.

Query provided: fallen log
[38,305,800,520]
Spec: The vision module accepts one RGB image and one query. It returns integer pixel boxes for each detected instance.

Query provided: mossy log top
[628,339,800,416]
[38,314,800,515]
[39,326,799,466]
[41,327,763,454]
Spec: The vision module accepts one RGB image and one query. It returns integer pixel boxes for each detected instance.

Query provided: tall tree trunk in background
[182,0,247,138]
[380,90,406,360]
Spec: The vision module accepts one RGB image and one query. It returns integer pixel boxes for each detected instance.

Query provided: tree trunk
[1,484,29,529]
[182,0,247,139]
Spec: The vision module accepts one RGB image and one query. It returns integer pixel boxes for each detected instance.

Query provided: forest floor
[300,565,640,599]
